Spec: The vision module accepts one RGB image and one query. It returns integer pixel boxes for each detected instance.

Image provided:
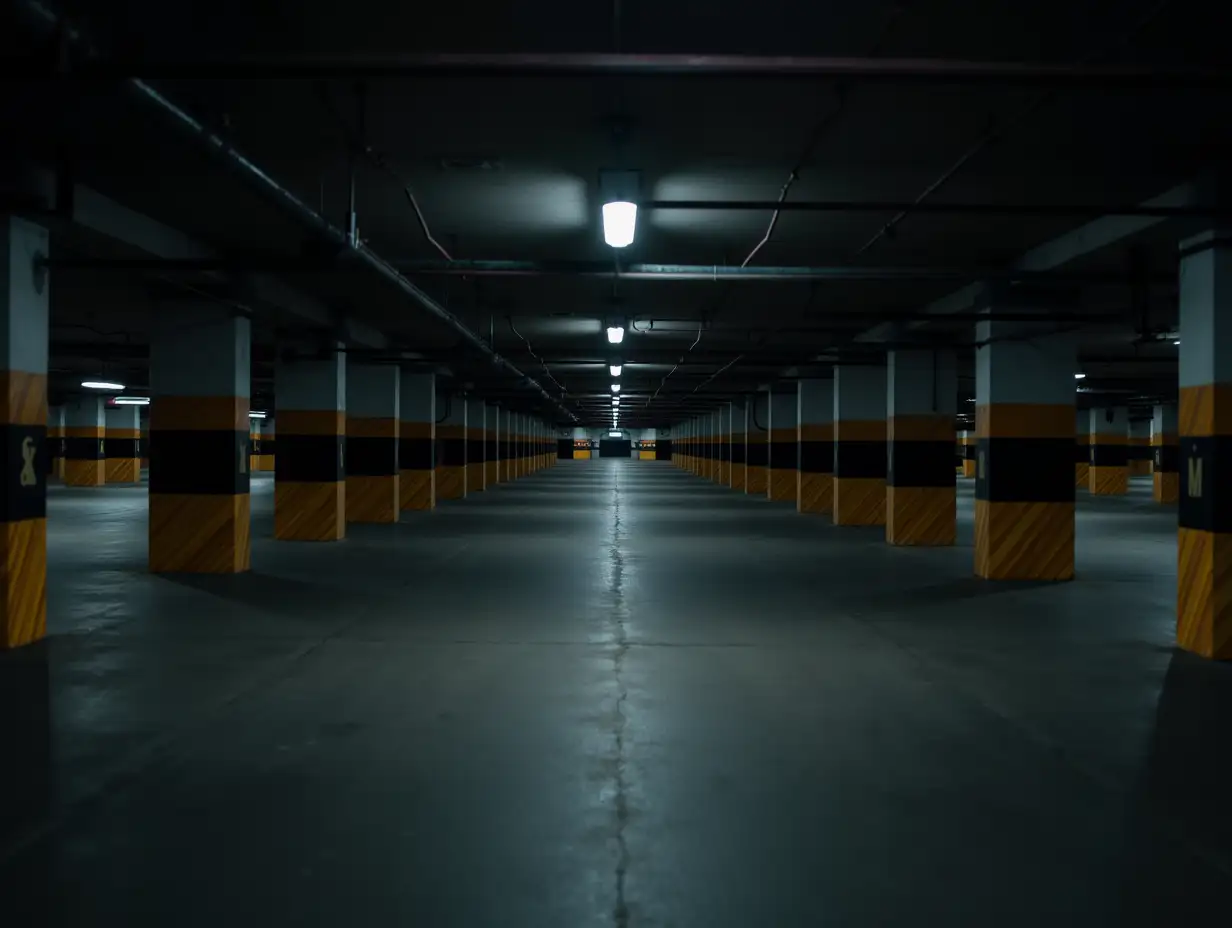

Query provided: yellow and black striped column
[746,396,768,495]
[254,417,275,472]
[104,403,141,483]
[1176,231,1232,658]
[973,315,1075,581]
[437,396,467,499]
[1128,419,1151,476]
[485,403,499,486]
[399,372,434,512]
[797,379,832,514]
[960,429,977,477]
[48,405,62,479]
[140,410,149,471]
[767,393,796,502]
[149,308,250,573]
[1074,410,1089,489]
[833,365,886,526]
[0,217,49,648]
[886,350,956,546]
[729,401,745,490]
[1088,406,1129,495]
[467,398,486,492]
[63,396,105,487]
[1152,403,1178,504]
[274,349,345,541]
[346,364,400,523]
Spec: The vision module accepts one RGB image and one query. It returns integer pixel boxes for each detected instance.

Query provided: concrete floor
[2,462,1231,925]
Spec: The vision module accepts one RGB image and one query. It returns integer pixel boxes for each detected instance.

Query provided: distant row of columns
[0,212,556,649]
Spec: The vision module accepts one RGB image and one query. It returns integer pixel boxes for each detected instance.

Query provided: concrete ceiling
[2,0,1228,425]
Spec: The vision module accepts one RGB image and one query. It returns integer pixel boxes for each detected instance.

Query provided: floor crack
[609,473,631,928]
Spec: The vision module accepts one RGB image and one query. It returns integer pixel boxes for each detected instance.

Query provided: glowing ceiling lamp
[82,380,124,390]
[1074,373,1086,380]
[609,363,622,377]
[602,201,637,248]
[249,411,267,419]
[606,325,625,345]
[611,383,621,393]
[112,396,149,405]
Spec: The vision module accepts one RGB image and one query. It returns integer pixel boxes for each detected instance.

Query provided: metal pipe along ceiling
[29,51,1232,87]
[17,0,577,423]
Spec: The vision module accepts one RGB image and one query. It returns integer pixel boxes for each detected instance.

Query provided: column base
[729,462,745,491]
[746,466,767,495]
[833,477,885,525]
[0,518,46,649]
[1089,465,1128,495]
[886,485,956,545]
[149,493,251,573]
[1177,527,1232,660]
[798,472,833,513]
[962,461,976,478]
[64,460,104,486]
[768,467,795,501]
[105,458,140,483]
[467,462,485,493]
[437,465,466,499]
[974,500,1073,581]
[346,475,399,523]
[1153,472,1178,503]
[275,482,345,541]
[400,469,434,510]
[1075,462,1089,487]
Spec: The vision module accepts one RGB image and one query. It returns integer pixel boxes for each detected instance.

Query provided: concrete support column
[687,418,696,474]
[767,392,797,501]
[728,401,745,490]
[346,364,400,523]
[0,216,49,648]
[104,404,141,483]
[254,417,275,472]
[833,365,887,526]
[797,379,833,513]
[705,411,717,481]
[149,307,250,573]
[1152,404,1178,503]
[438,395,467,498]
[1074,410,1090,488]
[747,395,769,494]
[887,349,957,546]
[48,405,62,478]
[275,349,346,541]
[1177,232,1232,658]
[399,373,435,511]
[1128,418,1151,476]
[1088,407,1129,495]
[467,398,486,492]
[973,316,1075,581]
[484,404,499,485]
[63,396,104,487]
[960,429,977,478]
[694,417,703,476]
[140,408,148,469]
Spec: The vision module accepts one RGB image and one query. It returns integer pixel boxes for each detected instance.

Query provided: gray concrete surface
[1,463,1230,926]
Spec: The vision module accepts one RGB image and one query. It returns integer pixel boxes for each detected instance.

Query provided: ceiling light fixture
[611,383,621,393]
[249,411,267,419]
[609,363,622,377]
[1074,373,1086,380]
[606,325,625,345]
[609,430,622,437]
[111,396,149,406]
[602,201,637,248]
[1173,339,1181,346]
[82,380,124,391]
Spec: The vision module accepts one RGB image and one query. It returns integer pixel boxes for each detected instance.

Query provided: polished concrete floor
[2,461,1231,925]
